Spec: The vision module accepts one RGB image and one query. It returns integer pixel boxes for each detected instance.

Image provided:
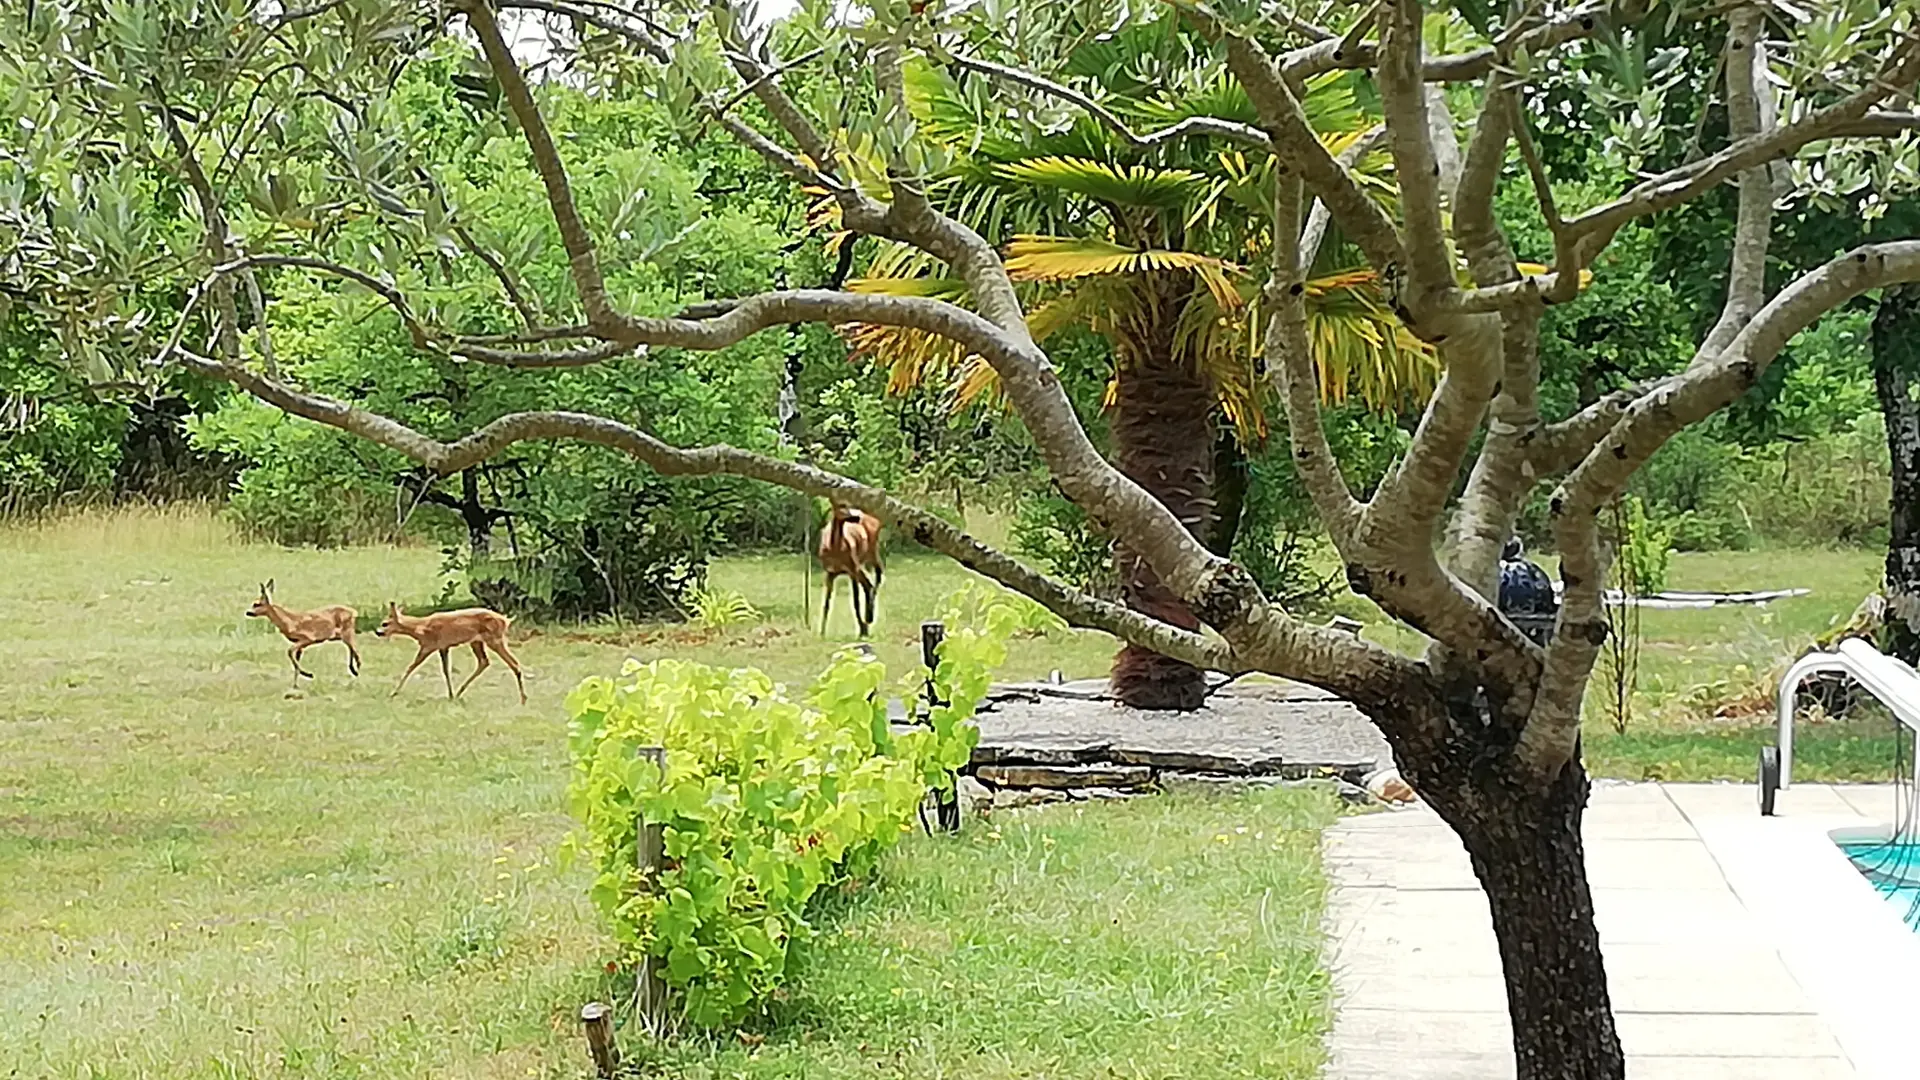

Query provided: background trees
[5,0,1920,1077]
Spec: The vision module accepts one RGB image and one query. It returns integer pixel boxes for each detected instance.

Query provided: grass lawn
[1580,548,1899,781]
[0,507,1335,1079]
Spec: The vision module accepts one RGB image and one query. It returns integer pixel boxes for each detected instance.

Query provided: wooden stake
[580,1001,618,1078]
[919,621,961,832]
[635,745,669,1038]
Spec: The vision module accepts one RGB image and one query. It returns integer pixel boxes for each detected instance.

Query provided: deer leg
[456,641,490,698]
[862,564,880,628]
[821,572,839,635]
[289,645,314,681]
[341,627,361,677]
[439,649,455,699]
[851,571,872,638]
[392,646,431,697]
[486,637,528,706]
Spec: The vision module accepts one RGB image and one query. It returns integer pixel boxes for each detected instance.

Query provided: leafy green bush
[688,586,762,629]
[932,580,1066,638]
[1613,495,1673,595]
[561,629,1003,1028]
[1010,491,1120,597]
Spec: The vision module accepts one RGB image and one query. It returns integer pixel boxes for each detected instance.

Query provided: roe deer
[245,579,360,685]
[375,602,526,705]
[817,504,884,637]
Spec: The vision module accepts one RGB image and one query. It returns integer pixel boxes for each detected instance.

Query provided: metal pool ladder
[1768,637,1920,817]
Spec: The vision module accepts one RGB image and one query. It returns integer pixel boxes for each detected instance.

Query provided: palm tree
[835,22,1433,709]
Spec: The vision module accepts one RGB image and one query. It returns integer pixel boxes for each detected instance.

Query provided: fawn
[375,602,527,705]
[245,579,361,685]
[818,504,884,637]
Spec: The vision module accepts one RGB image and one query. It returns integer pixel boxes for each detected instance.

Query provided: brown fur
[245,579,360,685]
[376,602,526,705]
[817,505,884,637]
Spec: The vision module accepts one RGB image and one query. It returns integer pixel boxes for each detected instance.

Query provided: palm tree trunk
[1875,284,1920,663]
[1109,274,1213,710]
[1207,424,1248,558]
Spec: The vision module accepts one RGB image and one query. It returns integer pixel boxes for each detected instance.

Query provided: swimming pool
[1839,839,1920,930]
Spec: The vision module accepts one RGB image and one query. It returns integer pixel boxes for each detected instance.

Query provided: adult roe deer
[817,504,884,637]
[245,579,361,685]
[375,602,527,704]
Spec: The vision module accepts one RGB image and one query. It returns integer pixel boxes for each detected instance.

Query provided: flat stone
[1110,746,1283,773]
[975,763,1152,790]
[971,680,1389,779]
[969,734,1113,766]
[991,787,1067,810]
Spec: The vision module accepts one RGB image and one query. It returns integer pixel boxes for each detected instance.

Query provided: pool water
[1839,841,1920,930]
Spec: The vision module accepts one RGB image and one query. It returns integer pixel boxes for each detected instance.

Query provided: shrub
[1613,495,1674,595]
[932,580,1066,638]
[688,586,761,629]
[561,628,1004,1028]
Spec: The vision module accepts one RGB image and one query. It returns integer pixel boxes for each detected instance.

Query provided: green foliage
[1011,491,1120,598]
[932,580,1067,639]
[1634,417,1890,551]
[689,586,762,630]
[562,629,1003,1028]
[1613,496,1673,596]
[187,396,402,546]
[804,378,911,492]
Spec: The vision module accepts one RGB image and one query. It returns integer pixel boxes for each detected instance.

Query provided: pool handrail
[1777,637,1920,789]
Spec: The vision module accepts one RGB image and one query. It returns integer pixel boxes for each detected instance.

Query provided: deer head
[246,579,275,618]
[375,601,402,638]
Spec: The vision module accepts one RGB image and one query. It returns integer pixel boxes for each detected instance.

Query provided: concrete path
[1323,782,1920,1079]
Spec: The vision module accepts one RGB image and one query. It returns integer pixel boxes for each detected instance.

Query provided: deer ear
[265,578,274,594]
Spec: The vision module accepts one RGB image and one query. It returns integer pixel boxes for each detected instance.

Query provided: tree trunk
[1108,273,1213,711]
[459,468,493,558]
[1206,424,1248,558]
[1400,703,1625,1080]
[1875,284,1920,664]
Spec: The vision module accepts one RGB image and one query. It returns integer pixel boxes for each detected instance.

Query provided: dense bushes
[1632,310,1889,550]
[562,623,1002,1028]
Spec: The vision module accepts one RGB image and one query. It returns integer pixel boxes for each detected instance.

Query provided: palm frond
[995,157,1210,209]
[1004,236,1242,310]
[1512,262,1596,291]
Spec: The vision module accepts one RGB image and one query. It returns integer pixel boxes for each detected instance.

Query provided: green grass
[0,506,1334,1079]
[1580,548,1900,781]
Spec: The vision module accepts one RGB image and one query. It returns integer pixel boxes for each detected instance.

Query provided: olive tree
[7,0,1920,1075]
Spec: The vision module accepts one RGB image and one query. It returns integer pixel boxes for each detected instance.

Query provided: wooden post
[635,745,669,1038]
[580,1002,618,1078]
[919,621,961,832]
[921,621,946,691]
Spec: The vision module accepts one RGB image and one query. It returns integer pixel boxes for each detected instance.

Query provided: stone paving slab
[1322,784,1885,1079]
[968,679,1392,778]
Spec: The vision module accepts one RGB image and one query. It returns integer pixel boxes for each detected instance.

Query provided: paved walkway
[1324,782,1920,1079]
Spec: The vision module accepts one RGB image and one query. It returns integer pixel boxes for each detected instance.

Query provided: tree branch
[1698,6,1773,359]
[1520,240,1920,778]
[173,348,1236,668]
[1280,0,1620,83]
[1269,176,1363,541]
[945,54,1271,149]
[1375,0,1455,304]
[1559,38,1920,268]
[154,87,246,364]
[1213,27,1409,274]
[1299,124,1387,273]
[462,0,622,331]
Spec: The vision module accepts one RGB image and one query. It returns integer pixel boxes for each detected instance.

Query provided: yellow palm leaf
[1512,262,1596,290]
